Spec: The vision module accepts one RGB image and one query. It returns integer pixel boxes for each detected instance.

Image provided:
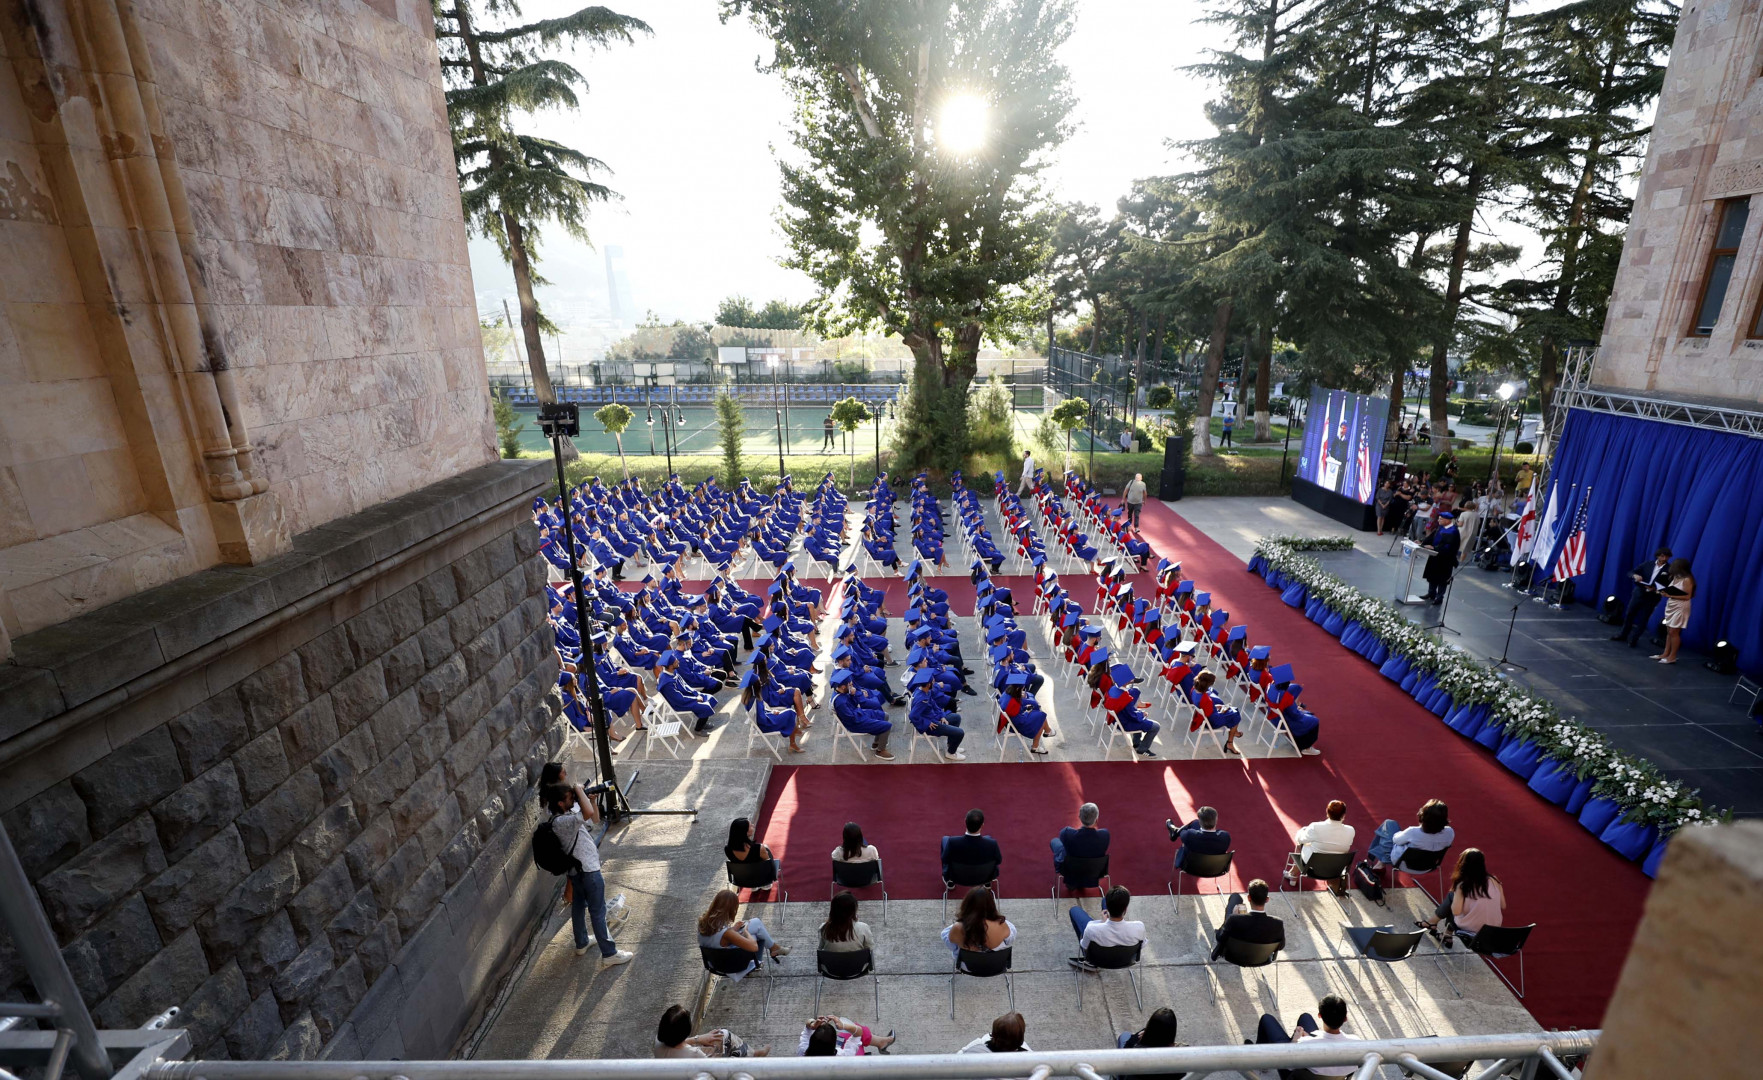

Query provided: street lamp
[873,395,893,481]
[769,355,786,486]
[1489,382,1517,481]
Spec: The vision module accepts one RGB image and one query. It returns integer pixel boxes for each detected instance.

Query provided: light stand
[1490,602,1528,672]
[1423,571,1462,637]
[537,403,698,832]
[770,357,786,486]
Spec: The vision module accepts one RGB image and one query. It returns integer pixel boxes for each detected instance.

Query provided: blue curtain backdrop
[1548,408,1763,675]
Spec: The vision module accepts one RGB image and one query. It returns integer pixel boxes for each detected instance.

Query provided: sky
[466,0,1231,336]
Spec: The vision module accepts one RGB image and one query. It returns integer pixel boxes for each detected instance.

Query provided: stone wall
[0,459,564,1060]
[0,0,494,657]
[1598,2,1763,404]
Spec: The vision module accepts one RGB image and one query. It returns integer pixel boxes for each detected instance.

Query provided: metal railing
[139,1030,1596,1080]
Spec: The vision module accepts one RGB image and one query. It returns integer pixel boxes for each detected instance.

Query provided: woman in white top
[1287,800,1357,885]
[1364,799,1454,874]
[1419,848,1505,947]
[831,821,879,863]
[941,886,1017,958]
[959,1011,1031,1055]
[1655,558,1694,665]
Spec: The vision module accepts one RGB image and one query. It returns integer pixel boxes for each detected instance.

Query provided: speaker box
[1158,440,1184,501]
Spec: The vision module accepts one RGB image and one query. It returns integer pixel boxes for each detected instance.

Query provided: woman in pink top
[1418,848,1504,947]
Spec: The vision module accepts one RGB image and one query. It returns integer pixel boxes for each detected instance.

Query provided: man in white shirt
[1287,799,1356,886]
[544,781,633,969]
[1067,886,1147,969]
[1255,994,1363,1078]
[1017,450,1036,495]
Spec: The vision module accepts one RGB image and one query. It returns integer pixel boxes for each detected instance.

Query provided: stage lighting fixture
[1597,594,1623,625]
[1705,639,1739,675]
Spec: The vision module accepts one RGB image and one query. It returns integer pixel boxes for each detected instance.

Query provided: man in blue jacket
[1050,801,1110,877]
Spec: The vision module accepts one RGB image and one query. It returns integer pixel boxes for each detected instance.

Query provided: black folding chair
[700,945,772,1019]
[1212,935,1283,999]
[951,946,1014,1019]
[941,860,1000,919]
[1282,849,1356,914]
[726,859,788,929]
[1050,854,1111,911]
[1169,849,1235,911]
[815,947,879,1018]
[1394,845,1452,903]
[1344,926,1427,1002]
[1074,941,1143,1010]
[1452,923,1535,999]
[831,858,888,922]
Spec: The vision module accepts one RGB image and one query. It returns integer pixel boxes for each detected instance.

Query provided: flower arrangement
[1252,536,1718,832]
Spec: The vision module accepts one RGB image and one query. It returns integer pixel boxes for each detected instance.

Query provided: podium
[1395,540,1434,604]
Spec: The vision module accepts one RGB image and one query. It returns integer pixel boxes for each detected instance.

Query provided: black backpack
[1354,860,1387,906]
[532,818,581,876]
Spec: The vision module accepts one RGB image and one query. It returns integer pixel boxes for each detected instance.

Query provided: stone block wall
[1598,1,1763,404]
[0,460,564,1060]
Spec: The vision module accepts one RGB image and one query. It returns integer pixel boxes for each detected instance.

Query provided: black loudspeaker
[1158,440,1185,501]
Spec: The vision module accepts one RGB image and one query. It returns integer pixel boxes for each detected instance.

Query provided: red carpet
[743,498,1648,1031]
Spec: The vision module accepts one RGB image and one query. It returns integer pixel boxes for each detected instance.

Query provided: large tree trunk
[1192,300,1233,458]
[900,323,980,474]
[1539,128,1606,428]
[503,212,577,459]
[1428,165,1484,453]
[1129,310,1148,436]
[1253,324,1272,441]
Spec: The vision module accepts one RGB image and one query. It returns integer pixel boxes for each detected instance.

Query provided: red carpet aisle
[744,499,1648,1031]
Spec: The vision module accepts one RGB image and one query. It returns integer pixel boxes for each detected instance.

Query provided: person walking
[1123,472,1148,528]
[1221,411,1234,448]
[1654,558,1695,665]
[1017,449,1036,496]
[822,413,837,452]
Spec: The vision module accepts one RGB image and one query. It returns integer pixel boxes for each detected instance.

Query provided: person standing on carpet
[1122,472,1148,528]
[1654,558,1695,665]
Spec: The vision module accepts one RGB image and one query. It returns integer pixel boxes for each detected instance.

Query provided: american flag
[1551,488,1592,582]
[1355,421,1374,502]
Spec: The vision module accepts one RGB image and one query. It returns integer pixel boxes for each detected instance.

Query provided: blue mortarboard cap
[1195,592,1211,605]
[904,607,922,623]
[1228,625,1247,643]
[1157,558,1171,571]
[1110,663,1136,684]
[1249,645,1273,660]
[906,647,927,663]
[1145,608,1162,622]
[838,624,856,639]
[996,603,1014,616]
[1271,663,1295,683]
[1032,553,1046,566]
[1439,511,1454,521]
[906,559,923,575]
[1091,646,1110,664]
[660,650,680,666]
[976,580,994,595]
[1177,580,1195,594]
[1061,610,1081,628]
[989,644,1010,661]
[987,626,1005,643]
[970,555,984,568]
[1006,672,1029,687]
[830,669,854,686]
[754,632,773,648]
[1081,625,1102,637]
[767,580,783,594]
[832,644,853,659]
[909,669,934,688]
[739,670,758,689]
[763,615,783,630]
[784,558,797,571]
[642,574,654,584]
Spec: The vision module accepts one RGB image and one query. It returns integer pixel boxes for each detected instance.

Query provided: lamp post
[1489,382,1516,481]
[769,355,786,485]
[873,396,892,481]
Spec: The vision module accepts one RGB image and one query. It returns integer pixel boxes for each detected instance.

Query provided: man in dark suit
[1167,806,1231,870]
[941,808,1002,886]
[1212,879,1286,961]
[1421,512,1461,604]
[1050,801,1110,882]
[1612,547,1672,647]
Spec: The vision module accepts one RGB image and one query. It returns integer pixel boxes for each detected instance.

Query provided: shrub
[593,402,634,479]
[491,388,525,459]
[1514,440,1534,454]
[715,392,744,489]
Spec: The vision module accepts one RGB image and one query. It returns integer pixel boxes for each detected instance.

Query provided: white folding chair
[642,699,688,759]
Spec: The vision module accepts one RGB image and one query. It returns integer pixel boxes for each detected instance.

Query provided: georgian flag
[1509,473,1540,560]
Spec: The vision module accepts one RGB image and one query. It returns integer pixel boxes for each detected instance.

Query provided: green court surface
[511,404,881,456]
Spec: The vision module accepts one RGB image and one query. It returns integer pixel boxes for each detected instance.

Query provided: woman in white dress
[1655,558,1695,665]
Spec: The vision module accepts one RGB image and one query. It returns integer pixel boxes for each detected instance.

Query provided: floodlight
[1497,382,1516,401]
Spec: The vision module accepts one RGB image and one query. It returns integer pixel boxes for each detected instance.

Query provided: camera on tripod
[582,781,613,797]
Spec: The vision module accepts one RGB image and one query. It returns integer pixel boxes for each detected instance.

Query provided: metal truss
[1552,345,1763,441]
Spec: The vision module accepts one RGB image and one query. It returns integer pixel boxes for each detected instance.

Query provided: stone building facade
[0,0,565,1063]
[1598,1,1763,405]
[0,0,493,658]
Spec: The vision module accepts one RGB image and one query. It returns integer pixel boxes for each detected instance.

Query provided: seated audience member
[1286,800,1356,886]
[1069,886,1147,969]
[818,890,877,954]
[1051,800,1110,877]
[698,889,788,977]
[1116,1007,1186,1080]
[1418,848,1504,948]
[832,821,880,864]
[1211,879,1285,961]
[1189,670,1244,755]
[942,886,1017,957]
[653,1004,768,1058]
[725,817,780,875]
[942,808,1003,884]
[799,1016,894,1056]
[1363,798,1454,875]
[960,1012,1031,1055]
[1255,993,1362,1079]
[1168,806,1231,870]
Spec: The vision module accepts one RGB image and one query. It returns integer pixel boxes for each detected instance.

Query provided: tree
[436,2,651,460]
[671,323,714,360]
[715,295,760,326]
[594,402,634,478]
[715,391,746,489]
[491,388,526,458]
[755,299,807,329]
[1050,396,1089,462]
[829,397,873,488]
[1146,385,1176,410]
[724,0,1077,473]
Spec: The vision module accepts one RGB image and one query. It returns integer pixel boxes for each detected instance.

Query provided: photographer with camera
[537,762,632,969]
